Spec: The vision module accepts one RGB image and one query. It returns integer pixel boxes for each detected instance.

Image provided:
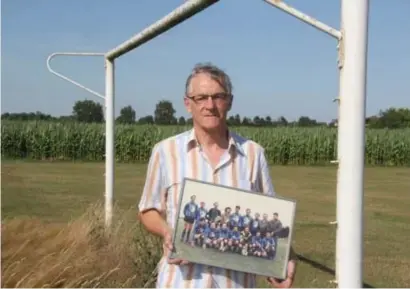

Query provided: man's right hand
[163,226,189,265]
[139,210,189,266]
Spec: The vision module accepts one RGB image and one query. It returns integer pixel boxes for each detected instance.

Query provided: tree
[72,100,104,123]
[178,116,186,125]
[154,100,176,125]
[138,115,154,124]
[116,105,136,124]
[367,107,410,129]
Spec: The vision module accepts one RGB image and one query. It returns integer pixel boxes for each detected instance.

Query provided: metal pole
[106,0,220,60]
[105,58,115,228]
[337,0,369,287]
[262,0,341,40]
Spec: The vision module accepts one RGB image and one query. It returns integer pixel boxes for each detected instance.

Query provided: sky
[2,0,409,122]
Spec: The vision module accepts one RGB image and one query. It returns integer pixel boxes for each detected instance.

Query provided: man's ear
[184,96,192,113]
[227,95,234,111]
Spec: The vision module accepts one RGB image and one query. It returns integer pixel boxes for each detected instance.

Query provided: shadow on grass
[296,254,374,288]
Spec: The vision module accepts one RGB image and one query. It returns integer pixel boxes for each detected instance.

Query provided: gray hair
[185,62,233,96]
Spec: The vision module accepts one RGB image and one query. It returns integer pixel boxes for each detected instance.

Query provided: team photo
[170,178,296,279]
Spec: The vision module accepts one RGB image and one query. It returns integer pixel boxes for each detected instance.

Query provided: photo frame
[169,178,297,280]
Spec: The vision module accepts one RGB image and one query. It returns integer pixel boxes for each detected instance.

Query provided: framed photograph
[169,178,297,280]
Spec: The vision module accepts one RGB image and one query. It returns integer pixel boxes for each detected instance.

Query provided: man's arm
[138,143,168,239]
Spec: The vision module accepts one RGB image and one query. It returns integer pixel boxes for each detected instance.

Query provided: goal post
[46,0,369,287]
[103,0,220,231]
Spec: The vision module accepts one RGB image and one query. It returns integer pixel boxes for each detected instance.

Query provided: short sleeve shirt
[138,128,275,288]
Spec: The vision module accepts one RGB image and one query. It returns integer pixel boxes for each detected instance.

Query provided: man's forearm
[138,209,169,238]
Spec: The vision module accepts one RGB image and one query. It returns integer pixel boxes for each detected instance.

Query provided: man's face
[273,214,278,220]
[246,209,251,215]
[184,73,232,131]
[191,196,196,202]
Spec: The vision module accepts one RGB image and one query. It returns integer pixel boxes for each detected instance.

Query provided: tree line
[2,99,410,129]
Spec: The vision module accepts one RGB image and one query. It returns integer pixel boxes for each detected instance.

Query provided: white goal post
[46,0,369,287]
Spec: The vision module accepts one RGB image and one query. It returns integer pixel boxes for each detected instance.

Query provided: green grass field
[2,161,410,288]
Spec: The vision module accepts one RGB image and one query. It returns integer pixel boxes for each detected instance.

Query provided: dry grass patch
[1,202,162,288]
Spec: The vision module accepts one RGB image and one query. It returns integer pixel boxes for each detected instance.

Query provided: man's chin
[200,119,224,130]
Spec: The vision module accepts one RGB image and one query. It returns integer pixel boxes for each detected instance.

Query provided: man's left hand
[267,259,296,288]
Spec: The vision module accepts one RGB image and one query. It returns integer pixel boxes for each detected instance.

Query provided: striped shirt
[138,128,275,288]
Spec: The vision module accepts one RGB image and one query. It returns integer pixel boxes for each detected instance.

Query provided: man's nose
[203,96,217,108]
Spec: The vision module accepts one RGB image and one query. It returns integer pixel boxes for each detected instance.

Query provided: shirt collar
[186,128,246,157]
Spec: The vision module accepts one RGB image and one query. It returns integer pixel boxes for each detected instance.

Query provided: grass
[2,161,410,288]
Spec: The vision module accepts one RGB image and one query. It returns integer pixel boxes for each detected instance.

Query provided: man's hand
[139,210,189,266]
[267,259,296,288]
[162,226,189,266]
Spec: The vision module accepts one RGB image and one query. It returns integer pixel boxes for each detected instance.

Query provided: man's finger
[168,258,189,265]
[267,277,280,287]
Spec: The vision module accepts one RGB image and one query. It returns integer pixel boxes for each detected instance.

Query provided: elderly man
[138,63,297,288]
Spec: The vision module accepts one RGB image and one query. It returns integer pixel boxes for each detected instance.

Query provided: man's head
[246,208,251,215]
[190,195,196,202]
[184,63,233,132]
[213,202,218,208]
[235,205,240,213]
[200,201,205,208]
[273,212,279,220]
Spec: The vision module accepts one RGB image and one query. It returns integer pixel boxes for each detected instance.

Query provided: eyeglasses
[186,92,232,104]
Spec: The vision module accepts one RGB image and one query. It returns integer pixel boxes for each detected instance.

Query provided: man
[196,201,208,221]
[138,62,297,288]
[180,195,199,243]
[239,208,253,231]
[250,212,261,236]
[261,213,272,237]
[268,212,283,237]
[229,205,242,229]
[221,206,232,225]
[207,202,221,223]
[192,217,208,247]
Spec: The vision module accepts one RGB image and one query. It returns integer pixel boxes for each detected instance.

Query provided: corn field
[2,121,410,166]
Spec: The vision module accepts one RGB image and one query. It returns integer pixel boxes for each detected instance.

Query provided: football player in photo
[259,213,270,237]
[181,195,199,243]
[239,208,253,231]
[268,212,283,237]
[196,201,208,221]
[221,207,232,226]
[204,222,218,249]
[229,206,242,229]
[262,231,277,260]
[250,231,263,256]
[217,222,230,252]
[207,202,221,223]
[239,226,252,256]
[227,226,241,252]
[192,217,208,247]
[250,213,261,236]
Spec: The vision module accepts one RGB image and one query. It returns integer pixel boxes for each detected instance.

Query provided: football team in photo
[179,195,284,260]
